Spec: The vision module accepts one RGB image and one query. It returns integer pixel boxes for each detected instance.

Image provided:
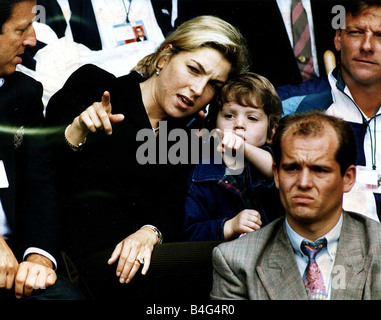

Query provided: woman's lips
[177,94,194,110]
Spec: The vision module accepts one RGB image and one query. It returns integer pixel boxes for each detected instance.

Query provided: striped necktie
[291,0,316,81]
[301,238,328,300]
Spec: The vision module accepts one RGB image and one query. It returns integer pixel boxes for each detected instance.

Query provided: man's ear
[272,162,280,189]
[334,29,342,52]
[343,164,356,193]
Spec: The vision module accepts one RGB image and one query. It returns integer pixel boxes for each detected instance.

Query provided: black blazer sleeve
[46,64,117,128]
[0,72,60,260]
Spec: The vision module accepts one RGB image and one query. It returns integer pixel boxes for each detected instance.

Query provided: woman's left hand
[108,227,159,283]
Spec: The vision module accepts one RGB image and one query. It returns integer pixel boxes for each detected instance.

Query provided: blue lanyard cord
[368,107,381,170]
[374,118,377,170]
[368,118,376,170]
[122,0,132,23]
[337,74,380,171]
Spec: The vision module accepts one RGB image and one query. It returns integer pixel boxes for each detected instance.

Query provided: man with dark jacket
[0,0,82,300]
[192,0,338,86]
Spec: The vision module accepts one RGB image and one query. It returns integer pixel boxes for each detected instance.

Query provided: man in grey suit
[211,111,381,300]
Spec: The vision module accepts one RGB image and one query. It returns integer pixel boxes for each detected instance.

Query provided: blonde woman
[46,15,248,298]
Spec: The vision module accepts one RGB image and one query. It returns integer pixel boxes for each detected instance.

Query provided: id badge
[0,161,9,188]
[113,20,148,46]
[354,165,381,193]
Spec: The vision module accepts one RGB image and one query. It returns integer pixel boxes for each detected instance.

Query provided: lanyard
[368,118,377,170]
[367,106,381,170]
[122,0,132,23]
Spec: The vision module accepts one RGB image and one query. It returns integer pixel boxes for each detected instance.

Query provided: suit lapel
[330,212,370,300]
[255,212,371,300]
[256,223,307,300]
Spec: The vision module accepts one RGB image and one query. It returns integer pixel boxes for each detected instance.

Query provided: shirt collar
[332,67,381,120]
[285,213,343,261]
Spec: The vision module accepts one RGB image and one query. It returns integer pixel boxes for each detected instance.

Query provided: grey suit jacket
[211,211,381,300]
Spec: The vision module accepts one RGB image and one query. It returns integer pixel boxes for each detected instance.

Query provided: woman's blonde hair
[132,15,249,79]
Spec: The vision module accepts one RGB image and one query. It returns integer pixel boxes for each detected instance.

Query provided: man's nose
[360,32,375,53]
[23,25,37,48]
[297,168,313,189]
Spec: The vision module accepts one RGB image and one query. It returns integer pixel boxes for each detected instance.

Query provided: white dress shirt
[276,0,319,76]
[0,155,57,268]
[0,199,57,268]
[0,200,11,240]
[285,214,343,299]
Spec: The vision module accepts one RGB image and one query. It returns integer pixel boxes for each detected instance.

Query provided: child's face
[216,101,270,147]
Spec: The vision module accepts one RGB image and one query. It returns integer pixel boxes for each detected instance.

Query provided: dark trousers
[0,276,85,300]
[64,241,221,301]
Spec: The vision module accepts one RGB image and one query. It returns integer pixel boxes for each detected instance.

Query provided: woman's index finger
[101,91,111,111]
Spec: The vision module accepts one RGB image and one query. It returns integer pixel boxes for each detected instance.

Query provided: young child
[183,72,283,241]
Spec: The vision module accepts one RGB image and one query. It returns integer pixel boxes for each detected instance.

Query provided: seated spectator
[192,0,338,86]
[212,111,381,300]
[45,15,249,299]
[0,0,82,300]
[276,0,381,222]
[183,72,283,241]
[17,0,196,106]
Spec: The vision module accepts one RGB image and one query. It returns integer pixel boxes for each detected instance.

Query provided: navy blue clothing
[277,68,381,219]
[183,156,282,241]
[278,69,366,166]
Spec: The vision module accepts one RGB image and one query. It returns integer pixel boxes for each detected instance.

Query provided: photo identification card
[113,20,148,46]
[354,165,381,193]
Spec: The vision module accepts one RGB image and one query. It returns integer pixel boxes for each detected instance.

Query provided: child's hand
[216,129,245,155]
[216,129,245,170]
[223,209,262,240]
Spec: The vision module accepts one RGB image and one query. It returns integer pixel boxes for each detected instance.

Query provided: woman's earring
[156,70,160,76]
